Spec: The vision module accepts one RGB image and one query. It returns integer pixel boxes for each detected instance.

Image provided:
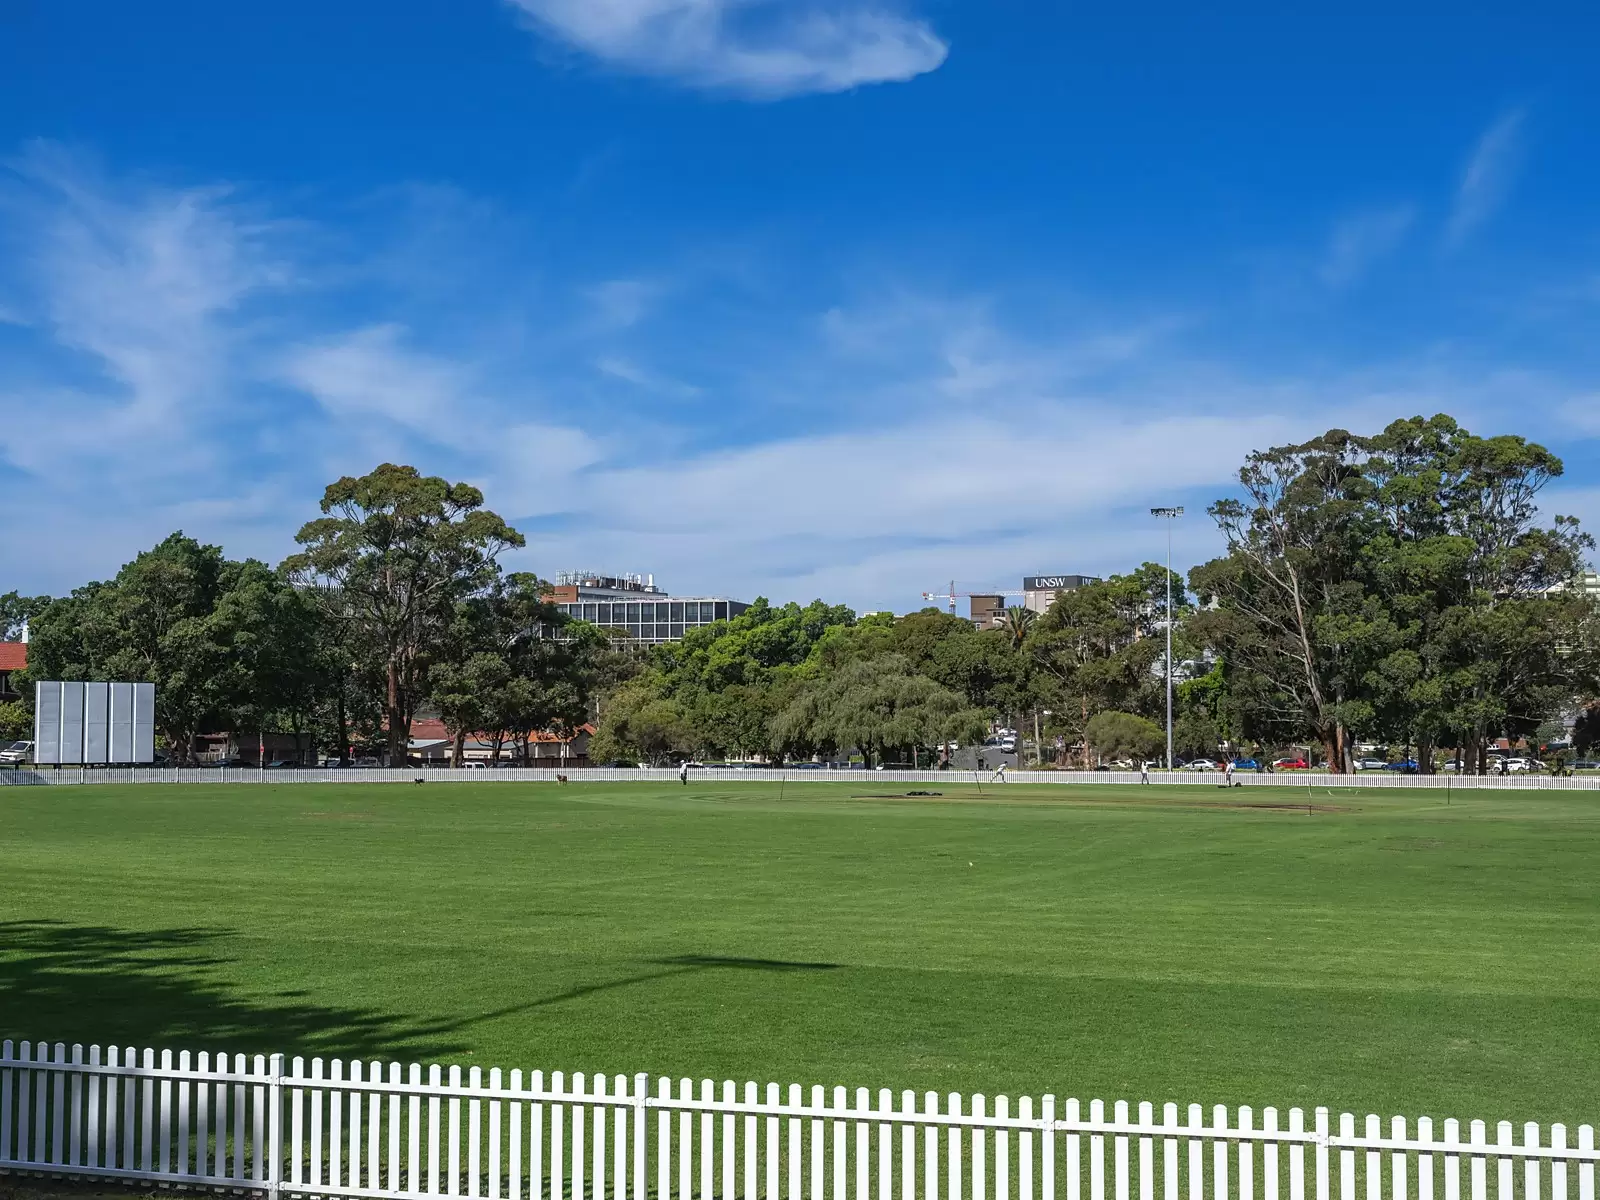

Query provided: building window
[714,602,728,620]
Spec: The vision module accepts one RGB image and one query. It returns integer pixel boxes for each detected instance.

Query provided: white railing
[2,1040,1596,1200]
[3,767,1598,790]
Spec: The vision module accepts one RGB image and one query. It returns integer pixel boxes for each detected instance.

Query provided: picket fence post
[267,1053,284,1200]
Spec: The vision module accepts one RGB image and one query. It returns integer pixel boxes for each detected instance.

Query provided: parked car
[264,759,301,769]
[1232,758,1260,770]
[793,762,826,770]
[1383,760,1419,773]
[1354,757,1387,771]
[461,761,488,770]
[0,740,33,764]
[1183,759,1219,772]
[1273,757,1309,770]
[1504,757,1542,773]
[1571,760,1600,771]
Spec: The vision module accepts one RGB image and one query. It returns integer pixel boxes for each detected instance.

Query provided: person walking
[992,761,1008,783]
[1223,758,1235,788]
[1140,759,1150,785]
[679,760,689,786]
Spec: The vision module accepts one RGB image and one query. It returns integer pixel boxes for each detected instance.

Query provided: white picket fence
[4,767,1599,791]
[2,1040,1596,1200]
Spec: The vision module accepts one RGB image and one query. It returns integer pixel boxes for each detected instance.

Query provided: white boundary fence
[2,767,1599,790]
[2,1040,1596,1200]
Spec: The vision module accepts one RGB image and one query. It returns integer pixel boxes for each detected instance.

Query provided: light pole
[1150,506,1184,770]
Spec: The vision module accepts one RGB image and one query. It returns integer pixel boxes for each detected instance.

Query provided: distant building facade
[1021,574,1100,614]
[968,595,1007,628]
[544,572,750,645]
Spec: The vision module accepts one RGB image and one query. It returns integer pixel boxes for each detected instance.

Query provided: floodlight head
[1150,506,1185,518]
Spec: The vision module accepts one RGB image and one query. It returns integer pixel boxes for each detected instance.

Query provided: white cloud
[1558,395,1600,438]
[1446,109,1525,248]
[504,0,948,97]
[0,144,288,502]
[1320,206,1415,287]
[584,279,659,330]
[3,146,1596,614]
[279,324,605,518]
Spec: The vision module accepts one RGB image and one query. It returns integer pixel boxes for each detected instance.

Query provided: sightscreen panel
[109,682,135,762]
[83,681,110,764]
[58,682,85,764]
[132,682,156,763]
[34,682,62,765]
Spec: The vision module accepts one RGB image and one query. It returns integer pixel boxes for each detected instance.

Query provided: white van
[0,740,33,764]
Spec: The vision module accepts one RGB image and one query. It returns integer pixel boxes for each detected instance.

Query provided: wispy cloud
[1446,108,1526,248]
[2,145,1596,610]
[0,143,288,492]
[584,278,659,330]
[503,0,948,97]
[1320,206,1415,287]
[1559,395,1600,438]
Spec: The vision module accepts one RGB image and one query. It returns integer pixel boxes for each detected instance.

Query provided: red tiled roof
[0,643,26,672]
[410,718,593,743]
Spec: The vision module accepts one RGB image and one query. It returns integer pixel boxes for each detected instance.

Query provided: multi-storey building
[543,572,750,645]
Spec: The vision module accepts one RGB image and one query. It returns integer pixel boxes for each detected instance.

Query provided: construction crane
[921,580,1025,616]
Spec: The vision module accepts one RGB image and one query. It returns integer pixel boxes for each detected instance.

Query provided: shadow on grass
[0,919,469,1062]
[454,955,842,1028]
[0,922,841,1061]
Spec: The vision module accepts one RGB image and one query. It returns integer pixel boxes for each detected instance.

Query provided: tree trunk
[386,661,406,767]
[335,687,349,765]
[450,729,465,768]
[1417,737,1434,775]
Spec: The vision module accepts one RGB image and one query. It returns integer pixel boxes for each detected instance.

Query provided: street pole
[1150,507,1185,770]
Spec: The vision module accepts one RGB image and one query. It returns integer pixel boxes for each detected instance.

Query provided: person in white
[1223,758,1235,787]
[679,760,689,786]
[992,762,1007,783]
[1140,760,1150,785]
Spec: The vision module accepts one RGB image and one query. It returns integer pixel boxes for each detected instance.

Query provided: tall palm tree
[1002,605,1036,650]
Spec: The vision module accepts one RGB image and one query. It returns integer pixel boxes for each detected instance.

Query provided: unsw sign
[1023,575,1098,591]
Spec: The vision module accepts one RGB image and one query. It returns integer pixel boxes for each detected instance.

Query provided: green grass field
[2,780,1597,1124]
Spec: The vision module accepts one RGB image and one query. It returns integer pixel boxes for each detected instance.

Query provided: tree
[1191,416,1596,772]
[590,678,694,764]
[770,654,987,767]
[926,627,1032,719]
[603,598,859,762]
[0,701,30,741]
[284,465,524,766]
[1001,606,1036,650]
[1084,710,1163,764]
[22,533,318,763]
[1191,429,1377,772]
[0,592,49,642]
[1025,568,1185,762]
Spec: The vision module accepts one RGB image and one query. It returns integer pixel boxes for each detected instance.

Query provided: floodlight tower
[1150,506,1185,770]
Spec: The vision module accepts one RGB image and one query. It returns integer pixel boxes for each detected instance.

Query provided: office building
[544,572,750,645]
[1022,574,1100,614]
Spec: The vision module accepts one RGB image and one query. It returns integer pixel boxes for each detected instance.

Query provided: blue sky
[2,0,1597,610]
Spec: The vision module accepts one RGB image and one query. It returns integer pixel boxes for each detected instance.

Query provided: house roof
[409,718,594,744]
[0,642,26,672]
